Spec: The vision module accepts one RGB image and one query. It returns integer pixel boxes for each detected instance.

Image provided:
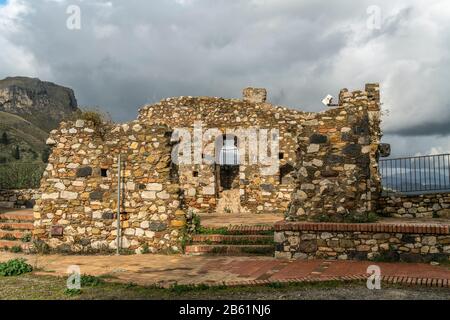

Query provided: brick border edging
[274,221,450,234]
[196,274,450,289]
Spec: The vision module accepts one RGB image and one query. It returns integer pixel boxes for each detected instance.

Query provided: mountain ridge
[0,76,79,132]
[0,76,80,164]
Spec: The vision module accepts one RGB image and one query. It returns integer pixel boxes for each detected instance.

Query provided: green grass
[0,273,448,300]
[0,273,364,300]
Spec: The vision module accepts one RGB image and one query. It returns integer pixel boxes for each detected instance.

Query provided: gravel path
[188,284,450,300]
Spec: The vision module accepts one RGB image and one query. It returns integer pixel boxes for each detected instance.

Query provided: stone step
[185,244,274,256]
[0,230,27,240]
[192,234,273,244]
[0,222,34,231]
[0,212,34,222]
[0,240,30,251]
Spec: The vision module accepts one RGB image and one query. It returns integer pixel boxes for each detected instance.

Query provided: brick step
[207,225,274,235]
[0,212,34,222]
[0,240,31,251]
[192,234,273,244]
[0,222,34,231]
[0,230,28,240]
[185,244,274,256]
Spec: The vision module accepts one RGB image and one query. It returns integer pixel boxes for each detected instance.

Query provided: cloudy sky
[0,0,449,157]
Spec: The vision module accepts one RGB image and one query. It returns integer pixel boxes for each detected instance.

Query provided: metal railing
[379,154,450,194]
[0,162,46,189]
[218,147,239,166]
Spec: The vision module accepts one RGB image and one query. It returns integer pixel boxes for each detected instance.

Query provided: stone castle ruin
[33,83,383,254]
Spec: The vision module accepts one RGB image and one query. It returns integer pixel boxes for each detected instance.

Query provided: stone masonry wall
[274,222,450,262]
[378,193,450,219]
[138,92,311,215]
[33,119,185,254]
[287,84,382,221]
[0,189,40,209]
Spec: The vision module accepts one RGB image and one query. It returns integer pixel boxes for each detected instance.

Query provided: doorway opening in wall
[215,134,240,191]
[213,134,242,214]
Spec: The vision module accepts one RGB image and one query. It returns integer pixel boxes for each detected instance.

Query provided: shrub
[141,243,150,254]
[184,210,201,234]
[21,233,32,243]
[0,258,33,276]
[67,108,112,139]
[80,274,104,287]
[0,162,45,189]
[10,245,22,253]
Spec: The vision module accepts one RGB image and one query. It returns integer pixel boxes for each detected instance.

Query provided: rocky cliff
[0,76,79,132]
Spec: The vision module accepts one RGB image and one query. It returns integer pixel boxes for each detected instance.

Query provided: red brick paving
[201,258,450,287]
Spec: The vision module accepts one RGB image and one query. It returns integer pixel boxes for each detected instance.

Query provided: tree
[12,145,20,160]
[1,132,9,145]
[41,147,51,163]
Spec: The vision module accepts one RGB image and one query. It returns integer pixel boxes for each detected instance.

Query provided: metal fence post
[116,154,121,255]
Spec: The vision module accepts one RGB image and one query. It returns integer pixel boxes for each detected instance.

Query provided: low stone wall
[0,189,40,208]
[274,221,450,262]
[378,193,450,219]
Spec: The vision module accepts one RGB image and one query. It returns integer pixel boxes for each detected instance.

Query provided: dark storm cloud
[386,118,450,136]
[1,0,449,155]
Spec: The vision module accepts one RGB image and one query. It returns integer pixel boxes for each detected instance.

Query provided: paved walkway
[1,252,449,288]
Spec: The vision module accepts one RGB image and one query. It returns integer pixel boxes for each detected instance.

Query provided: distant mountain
[0,77,80,164]
[0,76,79,132]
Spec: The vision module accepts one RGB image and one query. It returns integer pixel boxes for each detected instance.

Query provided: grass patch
[0,273,448,300]
[10,246,22,253]
[64,288,82,296]
[21,233,32,243]
[80,274,104,287]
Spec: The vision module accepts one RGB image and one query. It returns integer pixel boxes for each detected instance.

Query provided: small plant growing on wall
[66,107,113,140]
[181,210,201,252]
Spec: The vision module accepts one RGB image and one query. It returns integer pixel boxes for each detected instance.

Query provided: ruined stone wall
[0,189,40,209]
[138,92,312,215]
[274,222,450,262]
[378,193,450,219]
[287,84,382,221]
[33,119,184,254]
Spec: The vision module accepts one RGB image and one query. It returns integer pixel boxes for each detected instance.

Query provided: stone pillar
[242,87,267,103]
